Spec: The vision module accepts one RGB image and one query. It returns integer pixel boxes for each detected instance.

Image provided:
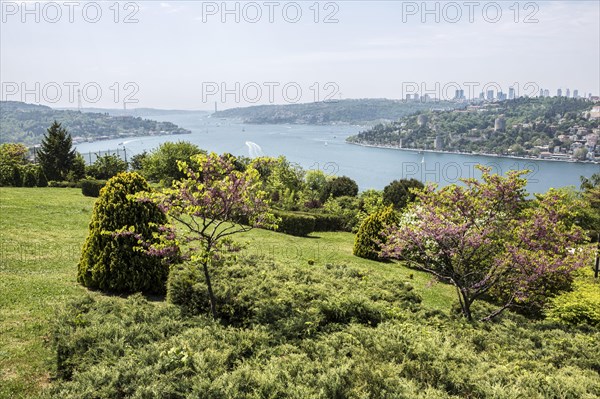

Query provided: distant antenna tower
[214,101,218,113]
[77,89,82,111]
[123,101,127,111]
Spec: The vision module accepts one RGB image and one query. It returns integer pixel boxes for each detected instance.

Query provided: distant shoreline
[346,141,600,165]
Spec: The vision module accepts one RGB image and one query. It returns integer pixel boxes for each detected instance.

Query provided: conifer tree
[37,121,76,181]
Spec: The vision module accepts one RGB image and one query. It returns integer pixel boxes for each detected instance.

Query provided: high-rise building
[566,88,571,98]
[573,90,579,98]
[539,89,544,98]
[405,94,411,101]
[479,92,485,100]
[557,89,562,97]
[509,87,515,100]
[544,89,550,97]
[497,92,506,101]
[487,90,494,101]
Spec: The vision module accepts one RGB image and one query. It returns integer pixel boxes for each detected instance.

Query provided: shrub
[85,154,128,180]
[290,211,345,232]
[80,179,107,197]
[320,176,359,202]
[273,210,316,236]
[48,180,79,188]
[77,172,171,294]
[322,196,361,232]
[37,169,48,187]
[141,141,205,185]
[546,271,600,326]
[310,212,345,232]
[383,179,424,210]
[353,206,398,260]
[11,165,22,187]
[167,254,420,335]
[21,165,39,187]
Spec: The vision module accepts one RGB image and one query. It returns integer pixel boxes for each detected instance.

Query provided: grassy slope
[0,188,96,398]
[0,187,455,399]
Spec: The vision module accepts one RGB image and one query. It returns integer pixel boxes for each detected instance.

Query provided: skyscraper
[573,90,579,98]
[486,90,494,101]
[566,88,571,98]
[557,88,562,97]
[509,87,515,100]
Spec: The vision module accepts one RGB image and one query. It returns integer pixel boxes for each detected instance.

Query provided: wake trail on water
[245,141,264,158]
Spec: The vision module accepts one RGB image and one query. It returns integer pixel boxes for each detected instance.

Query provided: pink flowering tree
[381,166,592,321]
[139,152,277,318]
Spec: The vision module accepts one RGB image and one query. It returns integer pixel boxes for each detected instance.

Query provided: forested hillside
[348,98,599,161]
[0,101,191,145]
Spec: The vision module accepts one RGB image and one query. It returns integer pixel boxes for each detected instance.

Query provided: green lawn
[0,187,454,399]
[0,188,96,398]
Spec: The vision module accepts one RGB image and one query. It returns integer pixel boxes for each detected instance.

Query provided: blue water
[75,112,600,193]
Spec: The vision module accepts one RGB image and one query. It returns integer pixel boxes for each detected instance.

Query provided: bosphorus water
[75,111,600,193]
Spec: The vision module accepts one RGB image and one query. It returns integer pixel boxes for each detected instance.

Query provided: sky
[1,0,599,110]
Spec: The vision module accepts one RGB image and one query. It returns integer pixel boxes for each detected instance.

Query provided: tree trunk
[456,286,473,321]
[202,260,217,319]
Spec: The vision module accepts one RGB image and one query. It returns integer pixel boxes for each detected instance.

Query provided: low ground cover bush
[546,269,600,327]
[48,290,600,398]
[167,254,421,338]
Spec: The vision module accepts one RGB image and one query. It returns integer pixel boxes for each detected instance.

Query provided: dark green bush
[383,178,424,210]
[21,165,39,187]
[37,170,48,187]
[11,165,22,187]
[273,210,316,236]
[48,180,79,188]
[80,179,107,197]
[320,175,359,202]
[353,206,398,260]
[77,172,170,294]
[301,211,345,232]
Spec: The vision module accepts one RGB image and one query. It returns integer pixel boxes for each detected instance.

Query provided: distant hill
[213,99,462,125]
[59,107,209,117]
[0,101,193,145]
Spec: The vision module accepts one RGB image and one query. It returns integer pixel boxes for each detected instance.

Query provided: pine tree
[37,121,76,181]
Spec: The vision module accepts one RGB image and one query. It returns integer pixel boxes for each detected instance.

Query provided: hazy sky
[1,0,599,109]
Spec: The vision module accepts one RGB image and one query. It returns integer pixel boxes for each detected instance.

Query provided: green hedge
[80,179,107,197]
[273,210,315,236]
[48,181,80,188]
[295,211,346,232]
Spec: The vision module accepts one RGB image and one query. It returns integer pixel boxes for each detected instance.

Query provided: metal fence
[79,148,128,166]
[27,147,129,166]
